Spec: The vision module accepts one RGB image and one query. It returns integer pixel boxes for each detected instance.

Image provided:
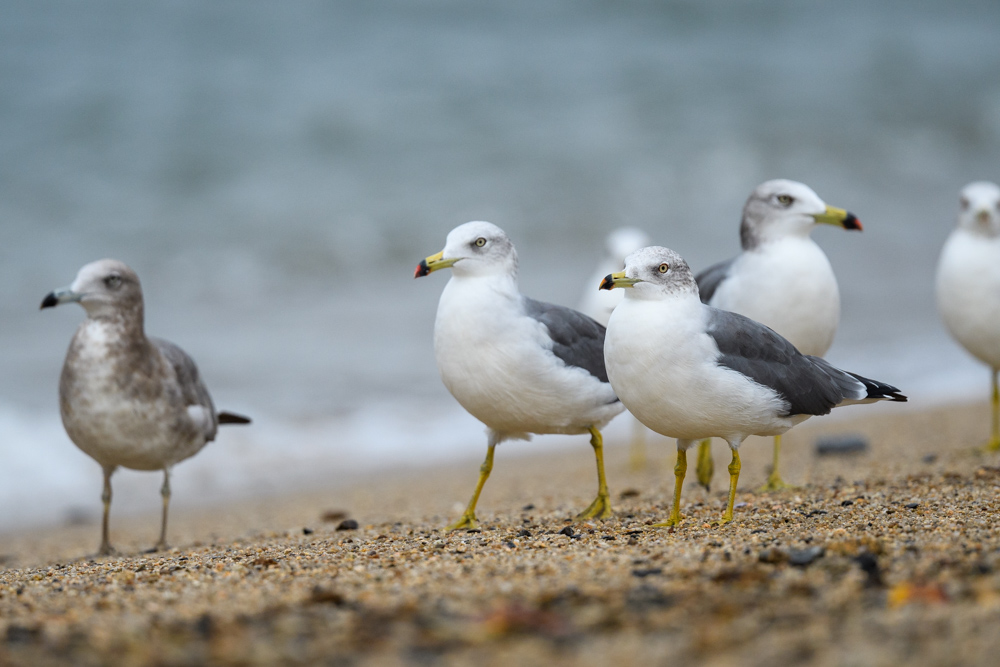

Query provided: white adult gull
[415,221,625,530]
[577,226,653,470]
[601,247,905,526]
[694,179,862,492]
[936,181,1000,451]
[41,259,250,555]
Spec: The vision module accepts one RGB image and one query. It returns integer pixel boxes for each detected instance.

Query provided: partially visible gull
[578,227,652,470]
[415,221,624,529]
[695,179,861,492]
[601,247,905,526]
[936,181,1000,451]
[41,259,250,555]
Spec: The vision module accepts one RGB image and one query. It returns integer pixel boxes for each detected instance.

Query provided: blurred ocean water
[1,0,999,531]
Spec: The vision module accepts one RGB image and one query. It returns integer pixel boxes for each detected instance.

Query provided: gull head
[41,259,143,319]
[599,246,697,300]
[956,181,1000,237]
[415,221,518,279]
[741,179,861,249]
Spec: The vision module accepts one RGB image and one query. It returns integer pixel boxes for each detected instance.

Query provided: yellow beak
[812,205,863,231]
[599,271,643,290]
[414,251,459,278]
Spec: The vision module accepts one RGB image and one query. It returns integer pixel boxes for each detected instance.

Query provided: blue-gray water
[1,0,999,532]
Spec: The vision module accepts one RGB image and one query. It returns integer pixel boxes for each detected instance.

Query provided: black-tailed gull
[936,181,1000,451]
[578,227,653,470]
[415,221,624,530]
[694,179,861,492]
[41,259,250,554]
[601,246,905,526]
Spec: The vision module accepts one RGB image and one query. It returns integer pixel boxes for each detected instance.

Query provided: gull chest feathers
[606,294,789,441]
[60,319,203,471]
[714,238,839,356]
[434,276,612,435]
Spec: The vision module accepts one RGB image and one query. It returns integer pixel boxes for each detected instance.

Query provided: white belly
[936,230,1000,369]
[710,239,839,356]
[434,279,621,439]
[60,322,207,470]
[605,297,793,442]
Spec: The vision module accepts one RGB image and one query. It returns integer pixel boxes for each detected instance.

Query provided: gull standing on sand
[694,180,862,491]
[578,227,653,470]
[937,181,1000,451]
[41,259,250,554]
[601,247,905,526]
[415,221,624,529]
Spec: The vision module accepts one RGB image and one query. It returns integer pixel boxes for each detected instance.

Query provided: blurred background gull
[1,0,999,532]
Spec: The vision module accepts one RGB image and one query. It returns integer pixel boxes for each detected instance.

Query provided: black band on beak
[843,213,863,231]
[40,292,59,310]
[414,259,431,279]
[599,274,615,291]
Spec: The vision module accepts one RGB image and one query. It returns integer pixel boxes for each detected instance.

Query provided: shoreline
[2,400,1000,665]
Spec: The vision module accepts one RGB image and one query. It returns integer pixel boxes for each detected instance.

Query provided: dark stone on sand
[336,519,359,531]
[816,435,869,456]
[788,546,825,567]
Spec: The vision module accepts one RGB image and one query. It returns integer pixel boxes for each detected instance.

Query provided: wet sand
[2,400,1000,666]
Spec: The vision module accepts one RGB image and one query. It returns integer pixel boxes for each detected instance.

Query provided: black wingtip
[40,292,58,310]
[218,411,251,425]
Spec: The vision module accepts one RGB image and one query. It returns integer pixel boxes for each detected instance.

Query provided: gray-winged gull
[415,221,624,530]
[41,259,250,554]
[937,181,1000,451]
[694,179,861,492]
[578,227,653,470]
[601,246,905,526]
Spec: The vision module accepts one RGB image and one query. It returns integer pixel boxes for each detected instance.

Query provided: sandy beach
[3,400,1000,666]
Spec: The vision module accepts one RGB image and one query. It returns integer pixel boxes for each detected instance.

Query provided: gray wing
[695,257,736,304]
[522,297,610,384]
[704,309,867,417]
[151,337,219,440]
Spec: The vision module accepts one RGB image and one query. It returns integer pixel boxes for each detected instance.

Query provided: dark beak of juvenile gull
[414,251,459,278]
[40,287,81,310]
[812,205,863,232]
[599,271,643,291]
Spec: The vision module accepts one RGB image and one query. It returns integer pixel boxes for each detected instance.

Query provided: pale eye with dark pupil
[104,275,121,288]
[777,194,793,206]
[658,263,669,274]
[474,237,487,248]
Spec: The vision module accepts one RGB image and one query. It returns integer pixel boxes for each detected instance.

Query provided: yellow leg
[653,448,687,527]
[988,370,1000,452]
[576,427,613,520]
[716,448,741,525]
[758,434,796,491]
[628,418,647,471]
[695,439,713,491]
[447,443,496,530]
[98,466,115,556]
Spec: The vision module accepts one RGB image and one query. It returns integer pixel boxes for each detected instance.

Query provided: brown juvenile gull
[41,259,250,555]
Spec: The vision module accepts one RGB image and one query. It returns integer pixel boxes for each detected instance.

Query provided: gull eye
[474,237,487,247]
[104,274,122,289]
[776,194,794,206]
[657,263,669,274]
[960,197,970,211]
